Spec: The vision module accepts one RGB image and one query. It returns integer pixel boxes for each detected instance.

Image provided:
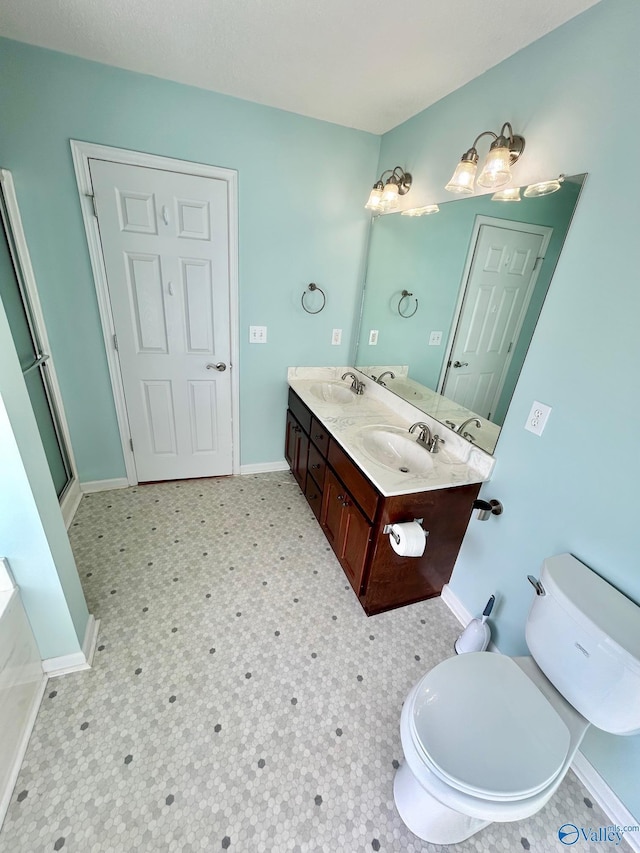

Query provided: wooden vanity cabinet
[285,388,481,615]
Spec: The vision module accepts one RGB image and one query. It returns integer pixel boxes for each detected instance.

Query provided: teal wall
[0,38,379,478]
[377,0,640,819]
[356,182,580,426]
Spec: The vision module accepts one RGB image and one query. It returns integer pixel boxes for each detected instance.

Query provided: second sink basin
[309,381,354,404]
[357,425,434,476]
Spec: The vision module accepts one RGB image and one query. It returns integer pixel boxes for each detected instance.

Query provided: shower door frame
[0,169,81,527]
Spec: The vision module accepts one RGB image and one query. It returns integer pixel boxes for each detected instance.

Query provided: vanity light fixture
[401,204,440,216]
[445,122,525,194]
[365,167,412,212]
[524,175,564,197]
[491,187,521,202]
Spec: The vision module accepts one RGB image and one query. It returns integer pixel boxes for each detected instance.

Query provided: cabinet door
[285,409,309,489]
[284,409,298,469]
[340,499,371,592]
[320,468,344,550]
[321,468,371,593]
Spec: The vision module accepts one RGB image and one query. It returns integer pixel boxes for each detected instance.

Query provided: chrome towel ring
[398,289,418,318]
[301,282,326,314]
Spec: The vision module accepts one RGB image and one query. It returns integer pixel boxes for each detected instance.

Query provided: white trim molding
[240,460,289,475]
[80,477,130,494]
[571,753,640,852]
[60,478,82,528]
[0,673,47,828]
[43,614,100,678]
[70,141,241,484]
[440,583,639,840]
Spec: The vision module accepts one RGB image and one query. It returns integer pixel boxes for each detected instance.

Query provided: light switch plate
[249,325,267,344]
[525,400,552,435]
[429,331,443,346]
[369,329,379,345]
[331,328,342,345]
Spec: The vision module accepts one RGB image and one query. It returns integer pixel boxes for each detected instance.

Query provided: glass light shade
[477,145,512,188]
[492,187,521,202]
[365,186,384,211]
[401,204,440,216]
[524,179,562,197]
[381,181,400,210]
[445,160,477,194]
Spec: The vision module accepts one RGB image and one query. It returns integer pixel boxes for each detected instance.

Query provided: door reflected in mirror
[355,174,586,454]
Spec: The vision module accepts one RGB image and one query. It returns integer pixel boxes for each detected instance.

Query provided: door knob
[206,362,227,371]
[453,360,469,368]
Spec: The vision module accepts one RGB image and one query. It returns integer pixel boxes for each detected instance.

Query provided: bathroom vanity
[285,370,494,615]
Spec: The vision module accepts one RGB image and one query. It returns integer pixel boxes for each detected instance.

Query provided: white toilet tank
[525,553,640,736]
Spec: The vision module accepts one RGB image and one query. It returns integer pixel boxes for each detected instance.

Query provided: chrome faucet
[341,372,365,395]
[456,417,482,442]
[409,421,432,449]
[373,370,395,386]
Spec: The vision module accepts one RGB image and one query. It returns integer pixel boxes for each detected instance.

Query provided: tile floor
[0,472,628,852]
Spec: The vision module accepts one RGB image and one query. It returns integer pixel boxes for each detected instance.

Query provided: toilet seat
[409,653,570,802]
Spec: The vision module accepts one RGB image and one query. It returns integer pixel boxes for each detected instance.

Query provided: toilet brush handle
[482,595,496,621]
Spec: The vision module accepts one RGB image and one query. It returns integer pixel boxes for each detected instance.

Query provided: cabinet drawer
[309,417,329,456]
[328,439,379,522]
[288,388,312,434]
[304,473,323,520]
[307,442,326,489]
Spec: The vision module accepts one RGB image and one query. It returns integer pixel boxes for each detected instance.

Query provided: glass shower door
[0,195,73,499]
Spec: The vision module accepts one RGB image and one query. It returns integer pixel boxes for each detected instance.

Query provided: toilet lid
[410,653,570,801]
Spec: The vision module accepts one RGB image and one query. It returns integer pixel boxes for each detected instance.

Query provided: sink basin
[357,426,434,476]
[309,382,354,404]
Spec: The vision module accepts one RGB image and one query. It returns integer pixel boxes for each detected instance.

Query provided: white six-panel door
[441,222,549,420]
[90,159,233,481]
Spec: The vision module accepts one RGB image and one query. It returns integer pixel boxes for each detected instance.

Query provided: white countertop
[288,367,495,497]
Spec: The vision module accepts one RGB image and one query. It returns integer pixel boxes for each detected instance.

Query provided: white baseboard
[440,583,639,837]
[572,752,640,851]
[0,673,47,829]
[42,614,100,678]
[240,460,289,475]
[60,478,82,529]
[80,477,130,494]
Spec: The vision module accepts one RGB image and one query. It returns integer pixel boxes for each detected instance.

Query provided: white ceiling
[0,0,601,134]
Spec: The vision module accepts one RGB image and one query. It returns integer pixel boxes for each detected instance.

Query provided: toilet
[394,553,640,845]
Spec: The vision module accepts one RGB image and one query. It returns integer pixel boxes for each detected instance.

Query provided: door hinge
[87,194,98,218]
[533,255,545,271]
[129,438,134,452]
[113,333,119,351]
[507,341,513,353]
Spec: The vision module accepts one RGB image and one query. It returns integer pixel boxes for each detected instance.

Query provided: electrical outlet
[525,401,552,436]
[249,325,267,344]
[429,330,443,346]
[369,329,379,345]
[331,328,342,345]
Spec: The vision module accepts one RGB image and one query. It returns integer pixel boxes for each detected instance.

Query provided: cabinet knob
[311,463,320,470]
[337,494,345,502]
[342,500,351,508]
[315,433,324,441]
[293,425,301,433]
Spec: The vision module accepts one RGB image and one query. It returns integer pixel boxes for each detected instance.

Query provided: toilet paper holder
[383,518,428,544]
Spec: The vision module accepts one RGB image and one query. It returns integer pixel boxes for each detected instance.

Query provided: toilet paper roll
[388,521,427,557]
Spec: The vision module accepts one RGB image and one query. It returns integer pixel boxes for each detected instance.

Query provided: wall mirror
[354,174,586,454]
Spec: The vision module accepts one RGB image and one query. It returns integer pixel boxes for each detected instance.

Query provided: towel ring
[398,289,418,318]
[301,282,326,314]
